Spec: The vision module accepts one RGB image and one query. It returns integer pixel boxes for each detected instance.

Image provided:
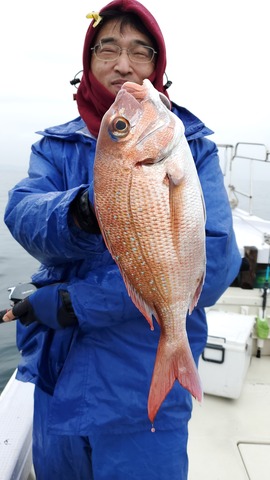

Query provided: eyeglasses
[91,42,157,64]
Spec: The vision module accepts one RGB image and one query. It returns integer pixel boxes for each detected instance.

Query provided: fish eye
[109,116,130,138]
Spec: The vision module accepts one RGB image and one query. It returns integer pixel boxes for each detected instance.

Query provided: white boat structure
[189,142,270,480]
[0,142,270,480]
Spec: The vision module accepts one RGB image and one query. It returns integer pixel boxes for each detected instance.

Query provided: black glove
[70,189,100,234]
[12,284,78,329]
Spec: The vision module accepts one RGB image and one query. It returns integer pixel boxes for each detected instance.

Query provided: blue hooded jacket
[4,104,241,435]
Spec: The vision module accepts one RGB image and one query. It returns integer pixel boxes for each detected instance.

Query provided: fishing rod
[0,283,37,324]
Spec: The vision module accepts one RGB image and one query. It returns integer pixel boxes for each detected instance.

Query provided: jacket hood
[76,0,169,137]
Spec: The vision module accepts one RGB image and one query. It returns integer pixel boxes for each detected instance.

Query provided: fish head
[96,79,184,168]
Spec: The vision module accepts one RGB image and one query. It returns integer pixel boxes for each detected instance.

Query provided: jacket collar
[37,105,213,142]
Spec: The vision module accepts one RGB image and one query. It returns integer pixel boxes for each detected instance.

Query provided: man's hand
[3,284,78,329]
[70,188,100,234]
[2,309,16,322]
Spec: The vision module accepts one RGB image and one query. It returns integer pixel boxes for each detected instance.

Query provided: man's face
[90,19,156,97]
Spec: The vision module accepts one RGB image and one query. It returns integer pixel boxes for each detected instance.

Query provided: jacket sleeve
[66,264,143,331]
[4,137,102,266]
[190,138,242,307]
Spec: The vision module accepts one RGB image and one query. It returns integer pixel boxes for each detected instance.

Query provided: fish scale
[94,79,206,424]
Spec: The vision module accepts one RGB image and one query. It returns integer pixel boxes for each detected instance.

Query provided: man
[4,1,241,478]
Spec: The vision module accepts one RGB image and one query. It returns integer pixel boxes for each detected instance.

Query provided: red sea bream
[94,79,206,424]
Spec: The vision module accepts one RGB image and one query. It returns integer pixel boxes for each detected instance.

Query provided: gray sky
[1,0,269,170]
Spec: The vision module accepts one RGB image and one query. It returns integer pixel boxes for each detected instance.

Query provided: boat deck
[1,355,269,480]
[188,355,270,479]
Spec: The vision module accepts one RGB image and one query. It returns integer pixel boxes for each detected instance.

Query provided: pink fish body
[94,79,206,424]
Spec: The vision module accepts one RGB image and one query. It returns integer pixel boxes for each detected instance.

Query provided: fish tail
[148,338,202,423]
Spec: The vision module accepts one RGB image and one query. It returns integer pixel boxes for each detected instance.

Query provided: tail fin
[148,336,202,423]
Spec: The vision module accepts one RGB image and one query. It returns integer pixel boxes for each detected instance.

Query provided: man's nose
[114,50,133,71]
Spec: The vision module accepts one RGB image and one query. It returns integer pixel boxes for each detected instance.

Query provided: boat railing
[217,142,270,215]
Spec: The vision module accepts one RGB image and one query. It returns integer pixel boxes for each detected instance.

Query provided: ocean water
[0,164,269,393]
[0,169,39,392]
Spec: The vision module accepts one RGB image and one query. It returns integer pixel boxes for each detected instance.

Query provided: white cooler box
[198,310,255,399]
